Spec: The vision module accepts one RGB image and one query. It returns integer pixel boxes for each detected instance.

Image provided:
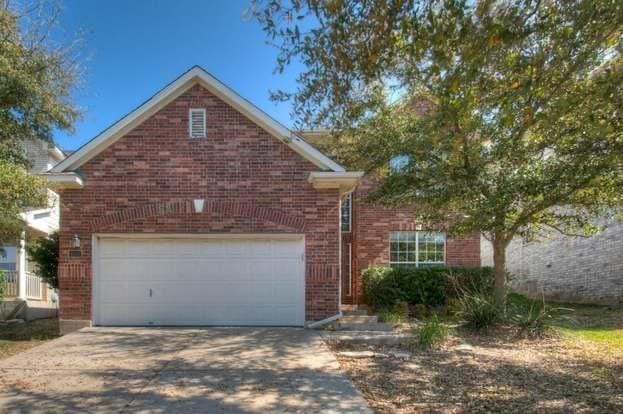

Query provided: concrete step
[335,322,395,331]
[340,315,378,324]
[342,309,369,316]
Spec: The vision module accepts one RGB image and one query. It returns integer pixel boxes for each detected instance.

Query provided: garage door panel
[96,236,305,326]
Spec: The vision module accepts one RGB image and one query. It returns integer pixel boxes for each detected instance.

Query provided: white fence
[25,272,43,300]
[3,270,19,297]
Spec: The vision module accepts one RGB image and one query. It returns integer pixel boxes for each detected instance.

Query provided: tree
[253,0,623,306]
[0,0,81,244]
[26,231,58,289]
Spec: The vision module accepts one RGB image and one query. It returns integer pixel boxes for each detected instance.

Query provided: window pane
[417,231,445,264]
[340,194,351,232]
[390,231,419,266]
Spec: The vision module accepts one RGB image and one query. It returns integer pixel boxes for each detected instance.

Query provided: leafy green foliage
[254,0,623,305]
[413,314,448,349]
[379,302,408,323]
[0,161,48,242]
[0,270,6,303]
[361,265,493,309]
[507,293,574,337]
[0,4,79,145]
[456,288,501,331]
[0,3,80,244]
[26,231,59,289]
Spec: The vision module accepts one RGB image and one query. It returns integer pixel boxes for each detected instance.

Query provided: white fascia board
[52,66,345,173]
[48,146,65,161]
[41,172,84,189]
[308,171,364,194]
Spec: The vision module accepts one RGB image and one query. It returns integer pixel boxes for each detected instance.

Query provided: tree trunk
[492,238,507,309]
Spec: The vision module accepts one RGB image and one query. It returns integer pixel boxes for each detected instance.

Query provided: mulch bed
[329,329,623,413]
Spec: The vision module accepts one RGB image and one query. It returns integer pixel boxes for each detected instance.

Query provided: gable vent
[189,108,206,138]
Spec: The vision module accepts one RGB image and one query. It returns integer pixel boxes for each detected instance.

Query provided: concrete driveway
[0,327,370,413]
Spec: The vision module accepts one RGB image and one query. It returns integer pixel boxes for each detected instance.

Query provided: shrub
[507,294,573,337]
[361,265,494,310]
[26,231,59,289]
[456,288,500,331]
[413,314,448,349]
[446,267,495,297]
[379,303,408,323]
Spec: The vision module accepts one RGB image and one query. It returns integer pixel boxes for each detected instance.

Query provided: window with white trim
[340,193,352,232]
[189,108,206,138]
[389,231,445,268]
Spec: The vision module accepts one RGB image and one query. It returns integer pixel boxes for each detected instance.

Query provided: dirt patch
[0,319,59,360]
[329,330,623,413]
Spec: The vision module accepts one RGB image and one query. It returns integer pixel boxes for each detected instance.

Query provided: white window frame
[188,108,206,138]
[340,193,352,233]
[389,231,446,268]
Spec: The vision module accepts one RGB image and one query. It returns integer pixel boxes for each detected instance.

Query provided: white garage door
[94,236,305,326]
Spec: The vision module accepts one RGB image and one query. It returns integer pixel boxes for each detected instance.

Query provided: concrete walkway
[0,327,370,413]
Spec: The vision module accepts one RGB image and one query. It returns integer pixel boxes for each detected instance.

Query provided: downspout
[307,192,344,330]
[307,312,342,329]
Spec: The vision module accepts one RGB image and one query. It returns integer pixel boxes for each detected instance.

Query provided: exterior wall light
[193,199,205,213]
[72,234,81,248]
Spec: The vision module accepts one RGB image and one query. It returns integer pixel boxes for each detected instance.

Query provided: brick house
[45,66,480,333]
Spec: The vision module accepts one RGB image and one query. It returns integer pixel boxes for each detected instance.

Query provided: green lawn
[553,303,623,353]
[0,318,59,360]
[505,292,623,353]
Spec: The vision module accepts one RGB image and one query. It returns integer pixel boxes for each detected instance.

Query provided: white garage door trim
[92,233,305,326]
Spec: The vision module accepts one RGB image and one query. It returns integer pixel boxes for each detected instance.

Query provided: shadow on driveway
[0,327,370,413]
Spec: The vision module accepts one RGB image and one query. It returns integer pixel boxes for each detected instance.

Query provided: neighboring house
[45,66,480,334]
[1,139,64,320]
[482,218,623,306]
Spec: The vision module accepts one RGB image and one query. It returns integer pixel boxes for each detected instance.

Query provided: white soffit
[40,172,84,189]
[52,66,345,173]
[308,171,364,194]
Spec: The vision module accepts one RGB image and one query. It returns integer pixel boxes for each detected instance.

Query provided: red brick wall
[351,175,481,303]
[58,84,340,323]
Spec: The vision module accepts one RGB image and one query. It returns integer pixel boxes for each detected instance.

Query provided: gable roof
[51,66,345,173]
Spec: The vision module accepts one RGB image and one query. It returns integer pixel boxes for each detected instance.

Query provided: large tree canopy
[254,0,623,304]
[0,1,80,243]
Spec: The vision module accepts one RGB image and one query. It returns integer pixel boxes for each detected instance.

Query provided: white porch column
[17,231,27,300]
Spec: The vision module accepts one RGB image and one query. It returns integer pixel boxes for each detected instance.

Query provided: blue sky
[53,0,300,151]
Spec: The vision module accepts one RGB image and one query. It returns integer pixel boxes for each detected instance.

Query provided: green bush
[26,231,59,289]
[379,303,408,323]
[456,288,500,331]
[507,293,574,337]
[361,265,494,310]
[446,267,495,296]
[413,314,448,349]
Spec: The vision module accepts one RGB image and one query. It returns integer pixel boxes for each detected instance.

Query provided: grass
[413,313,448,348]
[378,304,408,323]
[507,292,623,353]
[0,318,59,360]
[552,303,623,354]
